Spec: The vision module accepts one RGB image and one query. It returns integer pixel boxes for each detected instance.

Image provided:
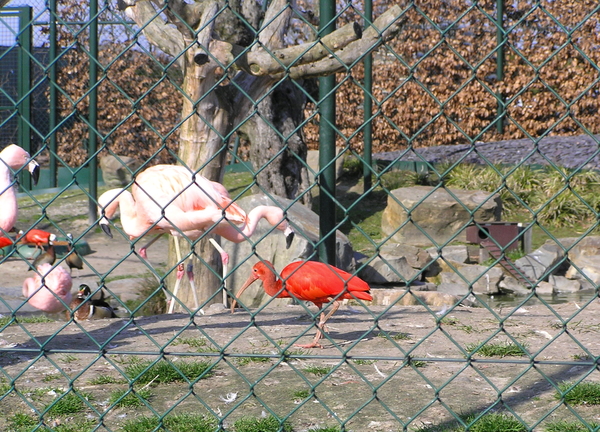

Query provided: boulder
[306,149,344,180]
[224,194,353,308]
[499,276,531,296]
[548,275,581,293]
[535,281,555,295]
[438,264,503,295]
[515,239,571,282]
[565,236,600,286]
[381,186,501,246]
[358,255,418,284]
[369,288,475,307]
[426,245,470,264]
[358,243,433,284]
[100,155,142,187]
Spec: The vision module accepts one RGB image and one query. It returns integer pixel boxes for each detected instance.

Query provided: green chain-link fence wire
[1,0,600,430]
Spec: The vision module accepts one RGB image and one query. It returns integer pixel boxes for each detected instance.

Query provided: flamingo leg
[208,238,229,307]
[168,237,185,314]
[294,301,341,349]
[138,234,164,259]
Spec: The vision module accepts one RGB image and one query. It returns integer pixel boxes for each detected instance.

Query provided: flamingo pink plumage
[23,263,73,313]
[0,145,40,234]
[97,164,294,312]
[231,260,372,348]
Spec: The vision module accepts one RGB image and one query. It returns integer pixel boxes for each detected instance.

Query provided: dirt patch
[0,301,598,431]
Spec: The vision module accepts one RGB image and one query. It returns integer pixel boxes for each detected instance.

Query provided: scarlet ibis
[23,263,72,313]
[65,233,84,275]
[97,164,294,313]
[30,241,56,270]
[67,284,116,321]
[231,260,372,348]
[0,236,13,249]
[18,229,56,251]
[0,145,39,233]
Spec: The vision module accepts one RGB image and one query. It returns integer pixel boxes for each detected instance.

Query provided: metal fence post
[496,0,505,133]
[363,0,373,193]
[17,7,32,190]
[48,0,58,188]
[88,0,99,222]
[318,0,337,264]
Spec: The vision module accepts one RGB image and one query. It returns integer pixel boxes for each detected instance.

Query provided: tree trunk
[240,80,313,206]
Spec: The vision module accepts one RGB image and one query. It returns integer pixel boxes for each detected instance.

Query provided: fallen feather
[219,392,238,404]
[374,364,387,378]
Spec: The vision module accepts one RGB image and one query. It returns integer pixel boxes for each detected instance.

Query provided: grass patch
[88,375,126,385]
[109,388,153,408]
[0,315,54,327]
[172,337,209,348]
[414,412,526,432]
[45,390,92,416]
[60,354,78,363]
[292,389,310,399]
[303,365,333,377]
[122,413,217,432]
[556,381,600,405]
[233,415,292,432]
[352,359,376,365]
[42,373,62,382]
[466,341,528,358]
[544,420,599,432]
[172,337,219,353]
[236,352,272,366]
[124,359,213,384]
[124,272,167,316]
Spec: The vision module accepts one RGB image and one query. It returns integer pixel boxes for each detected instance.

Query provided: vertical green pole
[496,0,505,133]
[318,0,336,265]
[88,0,99,222]
[363,0,373,193]
[49,0,58,187]
[17,7,32,190]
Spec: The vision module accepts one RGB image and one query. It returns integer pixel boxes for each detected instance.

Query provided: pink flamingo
[0,145,40,233]
[23,263,73,313]
[97,164,294,312]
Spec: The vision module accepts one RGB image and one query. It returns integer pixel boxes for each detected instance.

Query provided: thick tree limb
[278,6,404,80]
[247,21,363,76]
[122,0,184,59]
[256,0,292,50]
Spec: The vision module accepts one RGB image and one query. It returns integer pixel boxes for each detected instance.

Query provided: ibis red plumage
[232,260,372,348]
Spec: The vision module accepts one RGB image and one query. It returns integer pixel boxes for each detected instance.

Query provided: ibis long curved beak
[29,160,40,186]
[230,273,259,314]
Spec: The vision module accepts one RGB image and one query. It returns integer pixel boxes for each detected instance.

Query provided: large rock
[565,236,600,287]
[515,239,573,282]
[381,186,501,246]
[370,288,475,307]
[358,243,433,284]
[100,155,142,187]
[224,194,353,308]
[438,264,504,295]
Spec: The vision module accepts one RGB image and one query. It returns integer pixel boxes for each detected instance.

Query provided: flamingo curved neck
[215,206,285,243]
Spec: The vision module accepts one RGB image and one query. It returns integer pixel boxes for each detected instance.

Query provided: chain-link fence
[0,0,600,431]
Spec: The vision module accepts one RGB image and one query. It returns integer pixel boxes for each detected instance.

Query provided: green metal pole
[318,0,337,265]
[17,7,32,190]
[496,0,505,133]
[49,0,57,188]
[363,0,373,193]
[88,0,99,222]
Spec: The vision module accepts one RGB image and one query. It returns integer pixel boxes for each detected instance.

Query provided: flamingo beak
[29,160,40,185]
[284,226,294,249]
[100,219,113,238]
[230,273,259,314]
